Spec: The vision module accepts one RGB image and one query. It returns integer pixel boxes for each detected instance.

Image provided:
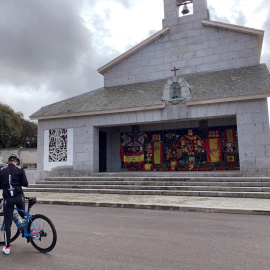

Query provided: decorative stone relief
[163,76,192,105]
[49,129,68,162]
[44,128,73,171]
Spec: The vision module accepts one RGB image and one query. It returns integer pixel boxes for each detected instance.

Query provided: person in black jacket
[0,154,28,255]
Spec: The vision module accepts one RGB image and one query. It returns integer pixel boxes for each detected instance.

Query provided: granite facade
[37,98,270,178]
[34,0,270,179]
[103,0,259,87]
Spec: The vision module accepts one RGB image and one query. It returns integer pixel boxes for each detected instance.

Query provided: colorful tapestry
[166,144,182,161]
[208,130,219,138]
[227,153,235,164]
[144,143,153,164]
[152,141,163,164]
[144,164,154,171]
[177,134,204,155]
[225,129,236,142]
[120,143,124,162]
[123,132,145,146]
[152,134,161,141]
[123,151,145,166]
[170,160,178,171]
[187,161,197,171]
[165,133,176,141]
[205,138,222,163]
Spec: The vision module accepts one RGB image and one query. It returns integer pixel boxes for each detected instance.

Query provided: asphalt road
[1,204,270,270]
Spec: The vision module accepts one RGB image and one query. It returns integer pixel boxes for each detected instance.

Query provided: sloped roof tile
[30,64,270,119]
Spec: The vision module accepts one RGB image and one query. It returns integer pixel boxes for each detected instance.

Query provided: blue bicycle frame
[1,196,57,253]
[13,207,40,238]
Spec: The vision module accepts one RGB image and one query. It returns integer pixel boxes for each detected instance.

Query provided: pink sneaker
[2,246,10,255]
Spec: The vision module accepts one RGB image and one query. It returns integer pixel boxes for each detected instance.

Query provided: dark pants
[3,194,25,247]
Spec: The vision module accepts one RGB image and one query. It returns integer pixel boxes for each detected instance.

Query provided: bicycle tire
[0,212,20,245]
[27,214,57,253]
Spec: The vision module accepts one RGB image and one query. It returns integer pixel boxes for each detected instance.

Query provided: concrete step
[31,182,270,189]
[46,171,243,178]
[34,181,270,187]
[28,184,270,192]
[25,187,270,199]
[33,173,270,199]
[43,176,270,182]
[93,171,244,177]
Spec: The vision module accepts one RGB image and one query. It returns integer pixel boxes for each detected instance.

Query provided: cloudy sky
[0,0,269,120]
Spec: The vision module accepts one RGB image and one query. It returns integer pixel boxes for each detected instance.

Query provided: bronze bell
[181,4,189,15]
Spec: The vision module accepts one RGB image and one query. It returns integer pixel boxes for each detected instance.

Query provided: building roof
[185,63,270,105]
[30,64,270,120]
[98,27,170,75]
[30,80,166,120]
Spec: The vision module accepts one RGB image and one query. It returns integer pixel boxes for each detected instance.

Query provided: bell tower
[163,0,209,28]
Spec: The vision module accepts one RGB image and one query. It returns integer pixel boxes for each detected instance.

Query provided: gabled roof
[30,64,270,120]
[97,27,170,75]
[30,80,166,120]
[97,20,264,75]
[185,63,270,105]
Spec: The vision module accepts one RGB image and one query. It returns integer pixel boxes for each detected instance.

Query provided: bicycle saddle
[28,197,37,207]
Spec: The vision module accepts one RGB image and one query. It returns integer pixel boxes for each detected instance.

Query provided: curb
[37,200,270,216]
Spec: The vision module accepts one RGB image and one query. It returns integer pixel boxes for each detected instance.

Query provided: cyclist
[0,154,28,255]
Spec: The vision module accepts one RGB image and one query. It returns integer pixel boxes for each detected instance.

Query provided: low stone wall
[25,169,39,184]
[0,148,37,167]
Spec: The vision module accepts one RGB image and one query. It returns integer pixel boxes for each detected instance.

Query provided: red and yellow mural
[121,126,239,171]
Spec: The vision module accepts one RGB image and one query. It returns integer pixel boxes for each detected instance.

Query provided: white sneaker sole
[2,247,10,255]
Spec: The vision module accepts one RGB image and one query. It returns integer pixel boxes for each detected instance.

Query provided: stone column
[91,126,99,172]
[237,99,270,176]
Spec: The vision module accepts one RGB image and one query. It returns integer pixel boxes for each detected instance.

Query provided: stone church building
[31,0,270,179]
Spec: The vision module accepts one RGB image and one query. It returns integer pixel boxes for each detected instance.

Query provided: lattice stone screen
[44,128,73,171]
[49,129,68,162]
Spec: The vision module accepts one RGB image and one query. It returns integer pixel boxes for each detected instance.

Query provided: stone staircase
[26,171,270,199]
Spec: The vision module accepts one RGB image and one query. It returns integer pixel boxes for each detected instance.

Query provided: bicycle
[0,197,57,253]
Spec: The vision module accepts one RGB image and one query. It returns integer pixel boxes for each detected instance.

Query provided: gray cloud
[0,0,140,103]
[0,1,90,85]
[208,5,246,26]
[208,6,230,24]
[116,0,137,9]
[259,1,270,67]
[0,0,124,111]
[231,11,246,26]
[0,0,269,119]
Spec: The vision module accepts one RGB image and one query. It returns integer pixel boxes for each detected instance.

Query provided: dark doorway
[99,131,107,172]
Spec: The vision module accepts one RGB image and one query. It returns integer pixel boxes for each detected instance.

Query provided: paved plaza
[24,192,270,215]
[3,204,270,269]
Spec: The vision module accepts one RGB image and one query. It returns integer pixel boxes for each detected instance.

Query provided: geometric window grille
[49,129,68,162]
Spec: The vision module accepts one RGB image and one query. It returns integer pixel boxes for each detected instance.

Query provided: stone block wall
[0,149,37,166]
[104,99,269,175]
[36,98,270,177]
[103,0,259,87]
[25,169,39,184]
[236,99,270,176]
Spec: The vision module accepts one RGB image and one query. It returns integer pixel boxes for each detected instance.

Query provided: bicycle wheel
[27,214,57,253]
[0,212,20,245]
